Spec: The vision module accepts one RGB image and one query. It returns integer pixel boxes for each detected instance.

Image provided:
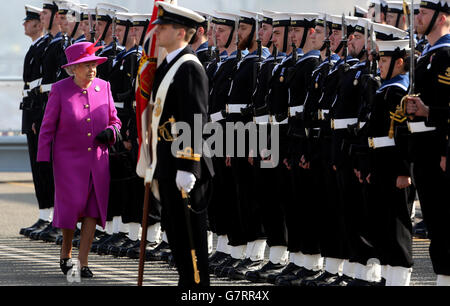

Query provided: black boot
[245,261,287,283]
[228,258,264,280]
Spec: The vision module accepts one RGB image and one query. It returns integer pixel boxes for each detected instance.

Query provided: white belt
[133,101,136,108]
[407,121,436,133]
[331,118,358,130]
[359,121,366,129]
[210,111,225,122]
[28,78,42,90]
[22,89,30,97]
[254,115,270,124]
[368,136,396,149]
[288,105,304,117]
[318,109,329,120]
[226,104,247,114]
[270,116,288,125]
[114,102,124,109]
[40,84,53,93]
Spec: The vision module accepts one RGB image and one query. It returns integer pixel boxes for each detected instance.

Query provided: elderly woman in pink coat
[37,41,121,278]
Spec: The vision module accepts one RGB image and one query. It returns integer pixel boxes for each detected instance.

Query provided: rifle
[341,14,348,66]
[88,10,96,43]
[369,24,378,75]
[235,16,242,61]
[112,15,119,55]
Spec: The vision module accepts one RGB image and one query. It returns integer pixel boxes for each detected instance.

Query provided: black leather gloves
[95,128,114,145]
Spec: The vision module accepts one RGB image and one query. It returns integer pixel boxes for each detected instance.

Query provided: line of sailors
[18,0,450,287]
[19,0,174,266]
[200,0,450,286]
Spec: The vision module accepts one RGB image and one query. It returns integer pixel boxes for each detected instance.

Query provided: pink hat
[61,41,108,69]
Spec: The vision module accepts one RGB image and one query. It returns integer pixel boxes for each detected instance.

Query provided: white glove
[175,170,196,193]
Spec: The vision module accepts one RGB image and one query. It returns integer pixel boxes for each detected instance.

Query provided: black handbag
[109,125,136,180]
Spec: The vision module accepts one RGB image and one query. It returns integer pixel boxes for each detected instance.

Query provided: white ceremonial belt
[407,121,436,133]
[22,89,30,97]
[210,111,225,122]
[40,83,53,93]
[358,122,366,128]
[318,109,329,120]
[368,136,395,149]
[114,102,125,109]
[29,78,42,90]
[288,105,304,117]
[133,101,136,108]
[254,115,270,124]
[226,104,247,114]
[270,116,288,125]
[331,118,358,130]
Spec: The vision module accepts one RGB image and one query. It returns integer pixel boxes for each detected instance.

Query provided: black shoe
[70,228,82,247]
[29,222,53,240]
[116,238,139,257]
[20,219,49,237]
[215,257,242,278]
[276,268,323,286]
[146,241,171,261]
[97,232,127,255]
[208,251,229,265]
[80,266,93,278]
[126,240,159,259]
[209,254,231,274]
[107,235,132,256]
[304,271,339,286]
[60,258,73,275]
[326,274,353,286]
[55,235,63,245]
[413,220,428,239]
[91,233,111,253]
[245,261,287,283]
[228,258,264,280]
[268,262,303,284]
[39,225,61,242]
[167,254,176,268]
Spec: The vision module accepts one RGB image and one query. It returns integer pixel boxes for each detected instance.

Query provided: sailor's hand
[176,170,196,193]
[406,96,429,117]
[396,176,412,189]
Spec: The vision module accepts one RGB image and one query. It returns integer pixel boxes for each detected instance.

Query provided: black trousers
[370,165,413,268]
[158,178,211,286]
[228,157,264,246]
[413,159,450,275]
[207,156,235,236]
[26,131,54,210]
[317,137,347,259]
[289,164,322,255]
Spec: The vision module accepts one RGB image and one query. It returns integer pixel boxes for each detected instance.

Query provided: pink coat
[37,77,121,229]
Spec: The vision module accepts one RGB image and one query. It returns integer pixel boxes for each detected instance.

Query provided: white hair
[64,64,78,77]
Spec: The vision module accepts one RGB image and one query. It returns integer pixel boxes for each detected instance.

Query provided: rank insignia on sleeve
[438,68,450,85]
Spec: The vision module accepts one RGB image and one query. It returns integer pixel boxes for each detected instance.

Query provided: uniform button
[86,118,91,122]
[88,147,92,152]
[87,133,92,137]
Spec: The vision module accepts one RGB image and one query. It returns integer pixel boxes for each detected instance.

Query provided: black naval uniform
[285,49,321,260]
[408,34,450,276]
[96,41,125,81]
[331,59,380,269]
[366,73,413,270]
[195,41,211,67]
[152,46,214,286]
[21,34,52,213]
[207,50,239,266]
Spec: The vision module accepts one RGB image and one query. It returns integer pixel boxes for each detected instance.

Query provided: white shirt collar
[166,45,187,64]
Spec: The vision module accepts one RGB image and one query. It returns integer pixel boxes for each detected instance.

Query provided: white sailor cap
[386,1,406,14]
[353,18,372,33]
[329,14,357,30]
[80,7,95,21]
[270,12,291,27]
[354,5,368,17]
[238,9,257,25]
[96,2,129,21]
[290,13,319,28]
[152,1,205,28]
[25,5,42,21]
[211,11,236,27]
[377,39,410,57]
[372,22,408,40]
[115,12,133,25]
[132,14,152,26]
[56,0,74,15]
[420,0,450,13]
[43,1,59,11]
[368,0,388,8]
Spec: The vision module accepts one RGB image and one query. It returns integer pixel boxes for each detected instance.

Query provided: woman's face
[378,56,391,80]
[73,61,98,83]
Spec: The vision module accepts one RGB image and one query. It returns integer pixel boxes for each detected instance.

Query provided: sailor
[191,11,211,66]
[365,39,414,286]
[404,0,450,286]
[385,1,409,30]
[205,11,240,274]
[354,5,369,18]
[245,11,300,284]
[19,4,53,238]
